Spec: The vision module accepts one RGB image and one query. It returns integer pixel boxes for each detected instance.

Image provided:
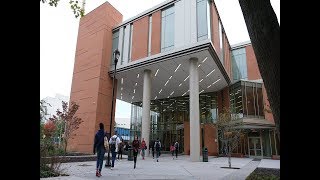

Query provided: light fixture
[121,87,123,91]
[121,78,123,84]
[170,91,174,96]
[132,96,134,99]
[154,69,159,77]
[179,83,182,87]
[135,82,138,86]
[182,92,187,96]
[169,76,172,80]
[137,74,139,78]
[200,90,204,94]
[159,89,162,94]
[199,79,203,82]
[206,69,215,77]
[164,80,169,86]
[167,96,170,98]
[207,85,211,89]
[212,78,221,85]
[154,96,157,100]
[133,89,136,94]
[184,75,189,81]
[174,64,181,72]
[198,64,201,68]
[121,96,122,99]
[202,57,208,63]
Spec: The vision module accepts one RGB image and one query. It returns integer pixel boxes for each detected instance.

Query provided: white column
[189,57,200,162]
[142,69,151,157]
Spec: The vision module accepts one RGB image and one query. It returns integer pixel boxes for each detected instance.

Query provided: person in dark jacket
[132,135,140,169]
[149,140,155,159]
[93,123,106,177]
[154,138,161,162]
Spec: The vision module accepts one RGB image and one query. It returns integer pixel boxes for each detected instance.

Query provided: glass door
[248,137,263,158]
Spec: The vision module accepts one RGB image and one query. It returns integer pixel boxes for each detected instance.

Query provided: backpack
[104,136,109,151]
[174,142,179,149]
[110,137,116,152]
[155,141,160,151]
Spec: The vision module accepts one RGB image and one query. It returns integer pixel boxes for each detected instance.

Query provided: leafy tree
[217,108,244,168]
[50,101,83,153]
[44,120,56,137]
[40,0,85,18]
[238,0,280,141]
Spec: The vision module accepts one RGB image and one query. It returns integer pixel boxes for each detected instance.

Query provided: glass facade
[111,30,119,65]
[232,47,248,81]
[161,5,175,52]
[197,0,208,41]
[130,92,217,152]
[128,23,133,62]
[230,81,264,119]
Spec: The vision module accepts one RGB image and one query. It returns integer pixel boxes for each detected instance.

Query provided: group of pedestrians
[93,122,180,177]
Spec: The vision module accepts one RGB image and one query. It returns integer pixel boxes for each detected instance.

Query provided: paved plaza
[41,154,280,180]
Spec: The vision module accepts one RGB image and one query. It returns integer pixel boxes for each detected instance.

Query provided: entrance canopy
[109,40,231,103]
[235,118,275,129]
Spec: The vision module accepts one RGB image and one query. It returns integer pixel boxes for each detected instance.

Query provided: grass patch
[246,168,280,180]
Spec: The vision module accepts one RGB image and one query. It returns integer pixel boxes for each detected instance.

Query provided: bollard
[128,147,133,161]
[203,147,208,162]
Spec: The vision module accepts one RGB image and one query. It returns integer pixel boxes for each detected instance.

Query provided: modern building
[68,0,279,161]
[41,94,69,121]
[115,117,131,142]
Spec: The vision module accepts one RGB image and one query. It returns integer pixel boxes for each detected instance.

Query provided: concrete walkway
[41,155,280,180]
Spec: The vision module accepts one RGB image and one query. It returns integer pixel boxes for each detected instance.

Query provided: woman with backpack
[132,135,140,169]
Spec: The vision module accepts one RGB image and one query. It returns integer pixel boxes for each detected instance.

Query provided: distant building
[115,117,130,141]
[42,94,69,121]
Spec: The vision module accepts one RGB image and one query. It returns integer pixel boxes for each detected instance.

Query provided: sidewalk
[41,155,280,180]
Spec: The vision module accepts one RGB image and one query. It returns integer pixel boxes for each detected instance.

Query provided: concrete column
[189,57,200,162]
[142,69,152,157]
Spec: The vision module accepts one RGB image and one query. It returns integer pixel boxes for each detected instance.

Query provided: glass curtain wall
[230,81,264,119]
[130,92,217,152]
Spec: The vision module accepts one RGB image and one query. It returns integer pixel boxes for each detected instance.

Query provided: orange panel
[131,16,149,61]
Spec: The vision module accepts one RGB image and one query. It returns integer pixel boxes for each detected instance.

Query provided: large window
[161,6,175,52]
[111,30,119,65]
[197,0,208,41]
[128,23,133,62]
[230,81,264,119]
[232,48,248,81]
[199,92,218,123]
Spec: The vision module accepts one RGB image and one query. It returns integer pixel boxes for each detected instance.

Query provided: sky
[40,0,280,119]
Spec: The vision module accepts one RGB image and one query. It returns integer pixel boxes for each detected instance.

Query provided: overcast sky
[40,0,280,119]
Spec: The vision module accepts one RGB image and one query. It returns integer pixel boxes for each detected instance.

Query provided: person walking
[108,131,121,170]
[149,140,155,159]
[132,135,140,169]
[170,143,175,160]
[174,141,179,159]
[117,139,124,160]
[141,138,147,160]
[154,138,161,162]
[93,123,106,177]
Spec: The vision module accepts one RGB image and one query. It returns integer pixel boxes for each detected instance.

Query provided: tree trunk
[238,0,280,142]
[64,140,67,154]
[228,144,231,168]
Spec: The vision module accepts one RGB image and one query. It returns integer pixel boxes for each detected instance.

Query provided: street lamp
[106,49,120,167]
